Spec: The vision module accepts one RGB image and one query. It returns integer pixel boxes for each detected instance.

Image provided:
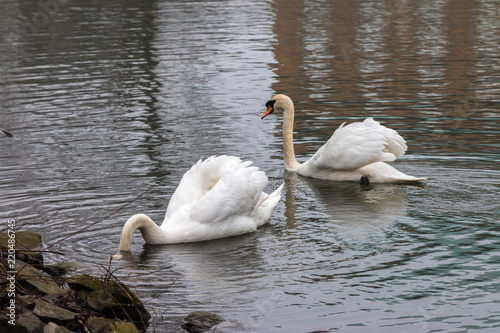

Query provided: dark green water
[1,0,499,331]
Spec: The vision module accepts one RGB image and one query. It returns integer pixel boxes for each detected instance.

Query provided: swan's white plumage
[119,156,283,250]
[302,118,407,171]
[262,94,426,183]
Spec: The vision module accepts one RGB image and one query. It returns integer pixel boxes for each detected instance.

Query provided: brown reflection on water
[269,0,499,160]
[444,0,476,101]
[270,0,307,98]
[385,0,418,102]
[327,0,362,103]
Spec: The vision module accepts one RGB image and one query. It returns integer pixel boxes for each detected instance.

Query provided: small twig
[97,257,148,331]
[141,280,176,305]
[104,274,147,330]
[150,309,163,333]
[1,128,21,139]
[43,185,155,251]
[78,319,91,333]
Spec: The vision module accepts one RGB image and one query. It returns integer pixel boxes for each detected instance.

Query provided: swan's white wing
[301,118,407,171]
[362,118,407,159]
[164,156,220,219]
[164,156,268,225]
[190,161,268,224]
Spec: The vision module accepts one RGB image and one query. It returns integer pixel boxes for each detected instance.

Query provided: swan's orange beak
[261,105,273,119]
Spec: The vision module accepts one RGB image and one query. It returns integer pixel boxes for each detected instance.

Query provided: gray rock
[32,299,76,327]
[13,260,64,297]
[17,295,36,310]
[43,322,72,333]
[181,311,225,333]
[0,310,45,333]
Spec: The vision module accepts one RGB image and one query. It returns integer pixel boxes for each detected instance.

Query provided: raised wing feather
[362,118,407,158]
[164,156,268,225]
[164,156,220,219]
[302,118,407,171]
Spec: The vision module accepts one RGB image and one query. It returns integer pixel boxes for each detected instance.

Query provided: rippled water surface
[1,0,499,332]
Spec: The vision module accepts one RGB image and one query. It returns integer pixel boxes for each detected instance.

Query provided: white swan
[119,156,284,251]
[261,94,426,183]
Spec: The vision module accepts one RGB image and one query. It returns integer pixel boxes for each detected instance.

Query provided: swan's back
[302,118,408,172]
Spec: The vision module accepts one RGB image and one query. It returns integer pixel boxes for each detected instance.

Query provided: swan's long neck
[119,214,163,251]
[282,100,300,171]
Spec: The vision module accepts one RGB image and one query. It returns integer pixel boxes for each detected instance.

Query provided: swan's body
[119,156,284,251]
[262,94,426,183]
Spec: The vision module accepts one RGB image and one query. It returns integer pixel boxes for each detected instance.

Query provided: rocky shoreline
[1,231,151,332]
[0,231,224,332]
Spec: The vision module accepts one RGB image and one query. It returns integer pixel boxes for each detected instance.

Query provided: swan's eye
[265,100,276,109]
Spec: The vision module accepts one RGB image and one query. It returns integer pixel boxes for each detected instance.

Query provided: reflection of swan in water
[116,233,269,296]
[284,172,413,237]
[262,94,427,183]
[119,156,283,251]
[114,236,273,332]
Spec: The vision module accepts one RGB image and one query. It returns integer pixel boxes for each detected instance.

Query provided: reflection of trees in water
[269,0,498,157]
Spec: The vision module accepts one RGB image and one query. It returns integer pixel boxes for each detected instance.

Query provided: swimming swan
[261,94,426,183]
[119,156,284,251]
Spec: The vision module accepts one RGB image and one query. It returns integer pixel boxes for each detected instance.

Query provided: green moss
[102,321,141,333]
[67,274,150,323]
[85,317,121,332]
[67,274,103,292]
[0,231,42,251]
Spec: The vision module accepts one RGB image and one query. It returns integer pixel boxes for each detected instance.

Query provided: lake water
[1,0,499,332]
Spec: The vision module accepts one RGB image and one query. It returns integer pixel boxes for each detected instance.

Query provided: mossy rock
[86,317,121,332]
[67,274,103,292]
[86,317,141,333]
[67,275,150,325]
[0,231,42,251]
[101,321,141,333]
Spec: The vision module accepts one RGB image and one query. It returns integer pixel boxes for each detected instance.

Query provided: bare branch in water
[43,185,155,251]
[1,128,21,139]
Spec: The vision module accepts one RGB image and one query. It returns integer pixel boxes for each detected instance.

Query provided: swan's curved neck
[119,214,162,251]
[282,100,300,171]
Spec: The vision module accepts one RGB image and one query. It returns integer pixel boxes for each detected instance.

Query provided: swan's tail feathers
[254,183,284,227]
[390,175,428,184]
[361,162,427,183]
[363,118,408,159]
[270,183,285,201]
